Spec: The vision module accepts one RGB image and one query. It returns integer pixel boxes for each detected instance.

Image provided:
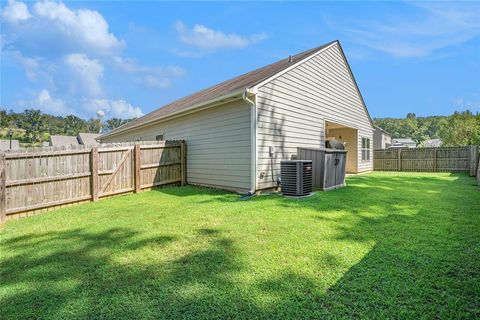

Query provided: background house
[77,133,101,147]
[391,138,416,148]
[373,126,392,149]
[49,135,80,148]
[421,138,442,148]
[0,139,20,151]
[100,40,374,193]
[50,133,100,148]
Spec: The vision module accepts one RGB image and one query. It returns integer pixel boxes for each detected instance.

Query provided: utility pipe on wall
[242,89,257,194]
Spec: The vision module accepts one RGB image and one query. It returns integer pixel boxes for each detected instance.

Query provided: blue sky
[1,1,479,119]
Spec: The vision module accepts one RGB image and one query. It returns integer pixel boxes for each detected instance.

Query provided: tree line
[374,110,480,147]
[1,108,479,147]
[0,109,133,145]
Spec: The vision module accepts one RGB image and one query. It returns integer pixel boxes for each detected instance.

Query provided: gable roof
[101,39,374,139]
[49,135,80,147]
[392,138,416,144]
[101,41,337,138]
[375,125,391,136]
[422,138,442,147]
[77,132,100,146]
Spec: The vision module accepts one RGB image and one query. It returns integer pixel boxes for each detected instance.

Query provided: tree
[86,118,102,133]
[406,112,416,119]
[46,115,67,135]
[16,109,48,143]
[438,110,480,146]
[374,113,450,145]
[106,118,128,130]
[0,109,9,127]
[64,115,87,136]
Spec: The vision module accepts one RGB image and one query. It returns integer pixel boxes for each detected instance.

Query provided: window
[362,137,371,161]
[156,134,164,141]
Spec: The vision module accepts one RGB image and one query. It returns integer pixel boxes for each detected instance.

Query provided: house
[391,138,416,148]
[373,126,392,149]
[77,133,100,146]
[49,133,100,148]
[0,139,20,151]
[99,40,375,193]
[49,135,80,148]
[421,138,442,148]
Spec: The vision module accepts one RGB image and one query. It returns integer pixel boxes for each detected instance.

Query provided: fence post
[470,145,478,177]
[433,148,437,172]
[134,144,141,193]
[91,147,99,201]
[477,156,480,185]
[398,149,402,171]
[181,140,187,186]
[0,153,6,223]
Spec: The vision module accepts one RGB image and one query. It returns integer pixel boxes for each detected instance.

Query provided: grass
[1,172,479,319]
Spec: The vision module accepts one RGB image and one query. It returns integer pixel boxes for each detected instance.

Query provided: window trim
[361,137,371,162]
[155,133,164,141]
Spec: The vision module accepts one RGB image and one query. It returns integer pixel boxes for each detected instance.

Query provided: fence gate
[98,147,134,198]
[0,140,186,221]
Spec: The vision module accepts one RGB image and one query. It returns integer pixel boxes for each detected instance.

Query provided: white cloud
[1,1,183,118]
[32,0,124,56]
[112,56,185,89]
[64,53,104,96]
[343,2,480,58]
[30,89,74,116]
[1,0,124,57]
[175,21,267,50]
[87,99,143,119]
[1,0,31,24]
[6,50,40,80]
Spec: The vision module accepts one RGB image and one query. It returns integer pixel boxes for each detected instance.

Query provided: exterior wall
[256,43,374,189]
[328,128,357,173]
[384,133,392,148]
[101,100,252,192]
[374,128,392,149]
[373,128,383,150]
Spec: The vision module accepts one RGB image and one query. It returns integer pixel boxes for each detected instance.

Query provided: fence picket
[1,141,185,220]
[374,146,476,172]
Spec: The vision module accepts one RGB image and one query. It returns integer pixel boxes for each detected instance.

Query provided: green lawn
[1,172,479,319]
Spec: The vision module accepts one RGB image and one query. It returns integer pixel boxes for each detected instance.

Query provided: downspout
[243,88,257,194]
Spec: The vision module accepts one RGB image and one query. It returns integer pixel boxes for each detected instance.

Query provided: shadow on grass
[1,173,478,319]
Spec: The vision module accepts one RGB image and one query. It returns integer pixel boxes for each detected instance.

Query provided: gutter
[99,89,245,140]
[242,88,257,194]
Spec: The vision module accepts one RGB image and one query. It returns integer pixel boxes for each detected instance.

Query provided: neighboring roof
[392,138,416,144]
[0,139,20,151]
[101,41,338,138]
[49,135,80,147]
[422,138,443,147]
[77,132,100,146]
[374,125,391,136]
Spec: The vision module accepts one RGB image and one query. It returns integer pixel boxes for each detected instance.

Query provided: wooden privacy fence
[374,145,478,175]
[0,140,186,221]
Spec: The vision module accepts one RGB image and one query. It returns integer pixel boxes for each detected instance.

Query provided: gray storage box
[297,147,347,191]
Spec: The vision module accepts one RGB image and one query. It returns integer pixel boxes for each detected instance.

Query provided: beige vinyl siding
[101,100,252,192]
[256,43,373,189]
